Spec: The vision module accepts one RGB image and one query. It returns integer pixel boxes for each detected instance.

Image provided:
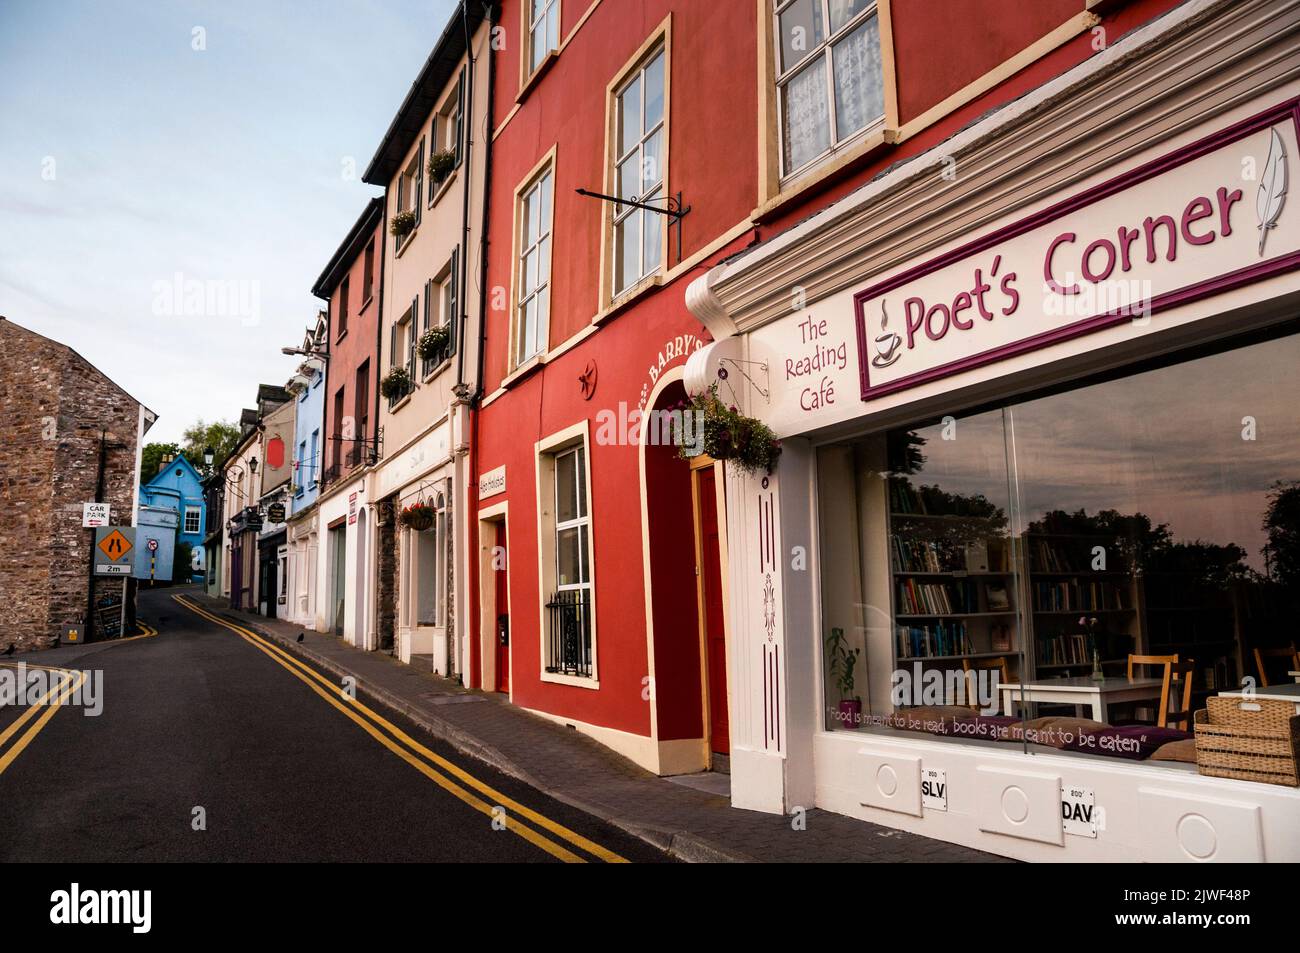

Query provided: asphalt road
[0,588,667,863]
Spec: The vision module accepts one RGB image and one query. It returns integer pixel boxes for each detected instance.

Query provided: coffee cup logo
[872,299,903,368]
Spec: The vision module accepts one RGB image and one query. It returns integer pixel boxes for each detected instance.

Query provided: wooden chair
[1159,658,1196,730]
[1253,644,1299,688]
[963,656,1012,711]
[1126,654,1179,725]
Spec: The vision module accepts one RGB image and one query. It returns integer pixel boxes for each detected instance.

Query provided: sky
[0,0,455,444]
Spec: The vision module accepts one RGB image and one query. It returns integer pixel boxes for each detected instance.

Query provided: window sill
[388,392,414,413]
[754,125,893,224]
[516,50,558,105]
[359,295,374,316]
[540,671,600,690]
[501,353,545,389]
[429,169,458,208]
[595,273,663,325]
[394,227,419,258]
[335,328,348,345]
[421,356,453,382]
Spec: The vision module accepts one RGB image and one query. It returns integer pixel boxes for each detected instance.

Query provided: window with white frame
[389,305,416,406]
[184,505,202,535]
[546,445,592,678]
[514,168,552,366]
[613,45,666,297]
[528,0,560,74]
[775,0,884,178]
[430,76,464,195]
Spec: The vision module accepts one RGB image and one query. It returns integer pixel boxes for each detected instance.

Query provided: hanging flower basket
[418,324,450,361]
[399,501,435,531]
[389,209,416,238]
[678,384,782,474]
[426,148,456,185]
[380,366,411,401]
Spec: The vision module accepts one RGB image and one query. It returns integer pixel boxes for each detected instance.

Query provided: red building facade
[469,0,1208,779]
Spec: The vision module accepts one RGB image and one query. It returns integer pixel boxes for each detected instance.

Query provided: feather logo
[1256,127,1289,256]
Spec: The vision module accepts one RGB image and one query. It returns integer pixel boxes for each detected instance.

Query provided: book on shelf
[896,620,972,658]
[1038,633,1093,666]
[1032,579,1126,612]
[991,623,1012,652]
[896,579,983,615]
[964,541,989,573]
[986,584,1010,611]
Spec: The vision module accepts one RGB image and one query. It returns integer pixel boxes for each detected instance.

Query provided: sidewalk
[178,590,1005,863]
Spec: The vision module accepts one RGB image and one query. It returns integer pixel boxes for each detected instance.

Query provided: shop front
[685,4,1300,861]
[374,416,458,673]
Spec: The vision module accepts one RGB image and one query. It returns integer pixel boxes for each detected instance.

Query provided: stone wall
[0,318,144,650]
[377,497,397,651]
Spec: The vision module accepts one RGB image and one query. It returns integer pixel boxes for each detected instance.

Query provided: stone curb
[214,606,751,864]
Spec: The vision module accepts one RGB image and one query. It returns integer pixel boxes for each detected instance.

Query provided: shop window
[513,164,552,367]
[415,494,445,627]
[818,331,1300,778]
[611,44,666,297]
[774,0,885,179]
[537,427,596,684]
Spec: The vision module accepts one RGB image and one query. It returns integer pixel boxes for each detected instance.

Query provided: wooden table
[998,676,1165,723]
[1219,681,1300,713]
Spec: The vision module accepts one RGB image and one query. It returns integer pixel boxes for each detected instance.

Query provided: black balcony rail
[321,460,342,488]
[544,588,592,678]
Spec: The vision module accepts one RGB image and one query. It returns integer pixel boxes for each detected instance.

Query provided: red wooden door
[494,522,510,693]
[698,467,729,755]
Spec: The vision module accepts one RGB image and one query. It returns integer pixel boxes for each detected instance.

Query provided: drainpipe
[467,1,497,688]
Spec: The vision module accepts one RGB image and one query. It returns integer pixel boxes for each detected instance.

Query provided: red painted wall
[472,0,1186,743]
[322,223,383,471]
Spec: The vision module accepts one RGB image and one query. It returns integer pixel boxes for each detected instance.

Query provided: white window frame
[512,158,554,368]
[535,421,598,687]
[184,505,202,535]
[773,0,886,181]
[527,0,560,76]
[611,44,667,298]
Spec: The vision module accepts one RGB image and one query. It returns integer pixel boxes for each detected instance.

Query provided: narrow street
[0,588,666,863]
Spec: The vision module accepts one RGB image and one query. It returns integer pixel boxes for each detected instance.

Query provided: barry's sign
[855,100,1299,400]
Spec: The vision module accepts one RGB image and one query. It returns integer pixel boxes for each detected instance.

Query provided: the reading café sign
[855,101,1299,400]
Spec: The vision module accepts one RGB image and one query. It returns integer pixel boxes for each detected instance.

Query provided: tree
[181,419,241,468]
[141,442,181,481]
[1263,480,1300,587]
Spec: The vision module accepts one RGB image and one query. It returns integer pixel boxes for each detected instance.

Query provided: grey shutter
[408,296,417,380]
[448,247,459,355]
[454,72,465,168]
[415,139,424,225]
[421,279,432,375]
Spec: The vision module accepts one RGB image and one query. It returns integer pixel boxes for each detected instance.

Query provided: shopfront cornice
[685,0,1300,338]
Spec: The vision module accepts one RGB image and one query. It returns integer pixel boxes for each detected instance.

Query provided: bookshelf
[888,478,1019,667]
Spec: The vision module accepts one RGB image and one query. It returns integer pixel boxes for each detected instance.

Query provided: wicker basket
[1193,696,1300,787]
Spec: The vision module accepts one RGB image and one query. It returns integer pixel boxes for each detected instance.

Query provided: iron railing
[545,588,592,678]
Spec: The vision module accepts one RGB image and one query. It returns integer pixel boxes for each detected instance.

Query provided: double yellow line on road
[172,595,628,864]
[0,662,86,779]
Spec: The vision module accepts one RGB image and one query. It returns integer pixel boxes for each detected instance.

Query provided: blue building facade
[290,313,327,514]
[139,453,206,582]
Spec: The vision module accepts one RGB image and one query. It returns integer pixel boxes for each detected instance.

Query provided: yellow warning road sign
[94,526,135,575]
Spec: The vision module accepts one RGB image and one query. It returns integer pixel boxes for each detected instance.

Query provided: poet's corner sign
[854,103,1298,401]
[94,526,135,575]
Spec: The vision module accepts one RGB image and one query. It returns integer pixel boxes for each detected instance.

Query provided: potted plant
[389,209,416,239]
[826,627,862,727]
[677,384,782,474]
[379,365,411,401]
[400,500,434,531]
[418,324,450,362]
[426,148,456,186]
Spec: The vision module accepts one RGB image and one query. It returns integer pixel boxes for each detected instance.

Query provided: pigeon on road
[297,632,305,643]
